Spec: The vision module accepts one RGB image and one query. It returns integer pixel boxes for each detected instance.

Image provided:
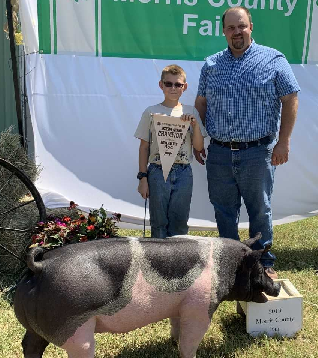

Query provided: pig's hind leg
[61,317,96,358]
[22,330,49,358]
[178,315,210,358]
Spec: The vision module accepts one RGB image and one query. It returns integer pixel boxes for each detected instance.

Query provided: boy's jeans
[148,163,193,238]
[206,139,276,268]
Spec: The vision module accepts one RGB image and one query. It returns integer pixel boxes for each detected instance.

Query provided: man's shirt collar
[226,39,255,60]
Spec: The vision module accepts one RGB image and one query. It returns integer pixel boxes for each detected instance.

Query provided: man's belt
[210,135,272,151]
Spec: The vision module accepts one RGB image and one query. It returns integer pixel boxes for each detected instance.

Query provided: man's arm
[194,96,207,165]
[272,92,299,166]
[195,96,207,127]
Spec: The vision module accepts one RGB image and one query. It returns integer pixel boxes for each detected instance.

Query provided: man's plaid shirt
[197,41,300,142]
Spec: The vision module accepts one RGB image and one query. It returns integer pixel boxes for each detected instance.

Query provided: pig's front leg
[170,317,181,342]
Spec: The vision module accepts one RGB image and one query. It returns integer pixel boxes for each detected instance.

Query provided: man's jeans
[206,140,276,267]
[148,163,193,238]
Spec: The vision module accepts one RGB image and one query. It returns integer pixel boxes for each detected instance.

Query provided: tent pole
[6,0,25,148]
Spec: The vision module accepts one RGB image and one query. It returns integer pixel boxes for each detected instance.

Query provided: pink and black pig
[14,235,280,358]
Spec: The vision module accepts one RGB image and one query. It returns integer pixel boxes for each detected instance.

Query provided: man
[195,6,300,279]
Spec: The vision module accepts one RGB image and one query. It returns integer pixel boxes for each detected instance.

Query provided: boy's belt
[210,135,272,151]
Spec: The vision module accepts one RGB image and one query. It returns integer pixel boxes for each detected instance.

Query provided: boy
[134,64,207,238]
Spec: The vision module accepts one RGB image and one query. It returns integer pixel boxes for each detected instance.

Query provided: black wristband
[137,172,148,180]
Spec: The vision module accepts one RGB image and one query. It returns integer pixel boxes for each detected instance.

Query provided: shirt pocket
[250,78,276,100]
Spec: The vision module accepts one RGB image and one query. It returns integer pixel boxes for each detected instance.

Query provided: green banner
[38,0,317,64]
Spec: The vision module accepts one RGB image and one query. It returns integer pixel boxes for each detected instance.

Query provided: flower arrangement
[30,201,121,248]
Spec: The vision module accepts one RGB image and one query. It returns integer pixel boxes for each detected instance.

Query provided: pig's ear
[242,232,262,248]
[244,249,263,269]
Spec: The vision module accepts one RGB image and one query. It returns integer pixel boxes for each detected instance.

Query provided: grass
[1,216,318,358]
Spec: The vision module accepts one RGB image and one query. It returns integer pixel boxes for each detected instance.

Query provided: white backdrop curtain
[24,54,318,229]
[20,1,318,230]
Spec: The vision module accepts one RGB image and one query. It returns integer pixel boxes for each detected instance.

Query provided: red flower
[87,225,95,231]
[63,216,71,222]
[80,236,88,242]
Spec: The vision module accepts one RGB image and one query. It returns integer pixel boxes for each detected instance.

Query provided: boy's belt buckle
[230,142,240,151]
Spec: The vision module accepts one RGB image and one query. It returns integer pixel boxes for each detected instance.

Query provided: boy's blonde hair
[161,65,186,82]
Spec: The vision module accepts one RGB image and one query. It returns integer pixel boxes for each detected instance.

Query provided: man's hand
[138,178,149,199]
[194,148,206,165]
[273,92,298,166]
[271,141,290,166]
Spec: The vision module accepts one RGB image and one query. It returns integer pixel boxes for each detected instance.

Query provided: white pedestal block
[238,279,303,337]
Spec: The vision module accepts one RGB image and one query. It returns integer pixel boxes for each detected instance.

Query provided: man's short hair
[161,65,186,82]
[222,6,252,28]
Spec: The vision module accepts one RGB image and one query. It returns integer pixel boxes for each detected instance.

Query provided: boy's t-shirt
[134,103,207,165]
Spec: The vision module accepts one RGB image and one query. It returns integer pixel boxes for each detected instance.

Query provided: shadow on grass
[112,315,256,358]
[272,247,318,271]
[113,338,179,358]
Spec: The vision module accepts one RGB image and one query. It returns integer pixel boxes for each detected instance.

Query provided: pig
[14,235,280,358]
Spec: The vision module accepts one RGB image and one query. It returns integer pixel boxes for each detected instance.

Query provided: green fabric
[99,2,310,63]
[38,0,51,55]
[0,2,18,133]
[38,1,314,64]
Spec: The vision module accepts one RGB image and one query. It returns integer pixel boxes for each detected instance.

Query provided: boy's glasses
[163,81,185,89]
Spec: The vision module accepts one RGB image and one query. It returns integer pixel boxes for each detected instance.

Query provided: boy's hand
[180,114,198,127]
[194,148,206,165]
[138,178,149,199]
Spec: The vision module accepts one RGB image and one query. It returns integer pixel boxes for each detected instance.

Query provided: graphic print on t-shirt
[153,114,190,181]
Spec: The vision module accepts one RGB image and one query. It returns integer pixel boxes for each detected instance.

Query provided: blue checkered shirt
[197,41,300,142]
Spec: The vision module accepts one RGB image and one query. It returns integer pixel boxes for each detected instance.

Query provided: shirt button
[229,112,231,115]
